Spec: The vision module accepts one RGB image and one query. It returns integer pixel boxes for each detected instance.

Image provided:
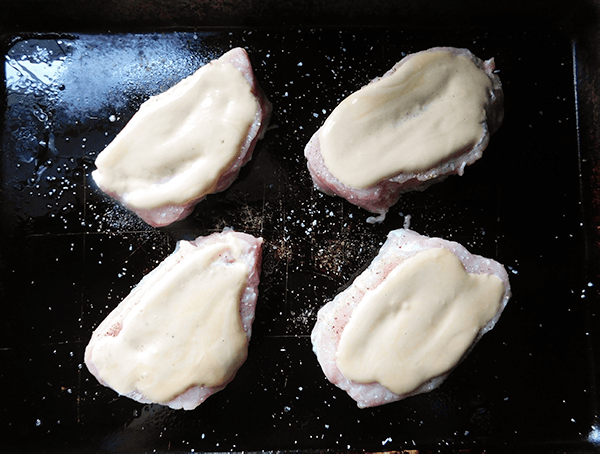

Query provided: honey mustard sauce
[336,247,504,396]
[319,51,492,189]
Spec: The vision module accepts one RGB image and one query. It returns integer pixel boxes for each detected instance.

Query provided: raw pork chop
[304,47,503,223]
[93,47,272,227]
[85,229,263,410]
[311,228,511,408]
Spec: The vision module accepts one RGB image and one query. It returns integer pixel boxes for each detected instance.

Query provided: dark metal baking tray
[1,25,599,453]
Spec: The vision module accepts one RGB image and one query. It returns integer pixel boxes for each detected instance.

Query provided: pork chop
[304,47,503,223]
[93,47,272,227]
[85,229,263,410]
[311,228,511,408]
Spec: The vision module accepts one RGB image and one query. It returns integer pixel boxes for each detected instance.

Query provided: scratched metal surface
[1,28,597,452]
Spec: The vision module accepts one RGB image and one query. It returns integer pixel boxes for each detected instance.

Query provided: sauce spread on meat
[90,237,250,403]
[336,247,504,396]
[93,61,258,209]
[319,50,492,189]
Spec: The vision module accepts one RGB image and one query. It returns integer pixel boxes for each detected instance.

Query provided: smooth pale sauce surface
[336,247,504,396]
[90,238,250,403]
[319,51,492,189]
[93,61,258,209]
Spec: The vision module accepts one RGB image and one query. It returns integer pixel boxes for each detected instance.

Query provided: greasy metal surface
[1,28,598,452]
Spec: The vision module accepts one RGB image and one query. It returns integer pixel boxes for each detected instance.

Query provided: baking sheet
[1,27,598,452]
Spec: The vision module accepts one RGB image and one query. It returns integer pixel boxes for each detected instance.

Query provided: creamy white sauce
[319,51,492,189]
[92,60,258,209]
[336,247,504,396]
[90,237,250,404]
